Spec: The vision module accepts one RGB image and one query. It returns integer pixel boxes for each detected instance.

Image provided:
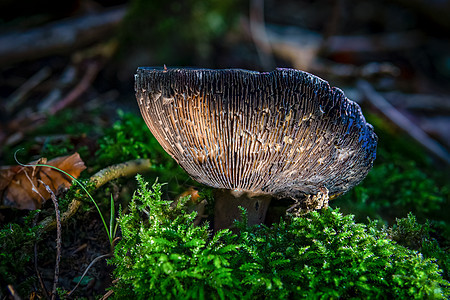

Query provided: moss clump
[338,160,445,218]
[96,111,195,197]
[387,213,450,282]
[0,211,42,297]
[110,176,450,299]
[96,110,161,166]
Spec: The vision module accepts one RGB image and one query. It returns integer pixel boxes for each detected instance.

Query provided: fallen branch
[0,6,126,66]
[39,158,152,231]
[357,80,450,165]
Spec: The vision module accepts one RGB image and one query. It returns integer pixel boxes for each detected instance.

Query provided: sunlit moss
[110,175,449,299]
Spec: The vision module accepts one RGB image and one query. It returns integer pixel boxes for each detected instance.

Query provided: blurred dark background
[1,0,450,142]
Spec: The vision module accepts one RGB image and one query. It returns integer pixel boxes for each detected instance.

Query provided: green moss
[96,110,162,165]
[0,211,42,297]
[332,114,449,226]
[110,176,450,299]
[386,213,450,282]
[96,110,194,195]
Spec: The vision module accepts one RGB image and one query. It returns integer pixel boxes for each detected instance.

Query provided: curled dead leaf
[0,153,86,210]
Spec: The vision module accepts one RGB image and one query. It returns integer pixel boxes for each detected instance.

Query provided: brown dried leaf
[0,153,86,210]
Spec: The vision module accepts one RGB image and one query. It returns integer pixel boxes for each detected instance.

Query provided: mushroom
[135,67,377,231]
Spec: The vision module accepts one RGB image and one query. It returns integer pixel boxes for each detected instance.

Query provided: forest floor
[1,0,449,298]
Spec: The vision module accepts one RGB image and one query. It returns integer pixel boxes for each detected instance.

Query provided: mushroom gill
[135,67,377,230]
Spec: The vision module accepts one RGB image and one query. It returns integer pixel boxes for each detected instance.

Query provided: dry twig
[100,285,116,300]
[38,158,152,231]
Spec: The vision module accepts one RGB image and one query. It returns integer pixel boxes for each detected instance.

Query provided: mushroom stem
[213,189,272,231]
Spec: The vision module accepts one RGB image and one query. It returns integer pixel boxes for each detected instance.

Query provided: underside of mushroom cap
[135,67,377,200]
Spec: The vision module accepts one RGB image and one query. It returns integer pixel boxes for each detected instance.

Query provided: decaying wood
[358,80,450,165]
[1,40,115,151]
[38,158,151,232]
[89,159,152,188]
[0,6,126,66]
[310,61,400,80]
[418,117,450,149]
[100,287,115,299]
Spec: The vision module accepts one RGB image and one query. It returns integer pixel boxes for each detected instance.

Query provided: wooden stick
[357,80,450,164]
[39,158,152,231]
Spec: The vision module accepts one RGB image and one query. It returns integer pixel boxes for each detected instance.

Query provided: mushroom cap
[135,67,377,199]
